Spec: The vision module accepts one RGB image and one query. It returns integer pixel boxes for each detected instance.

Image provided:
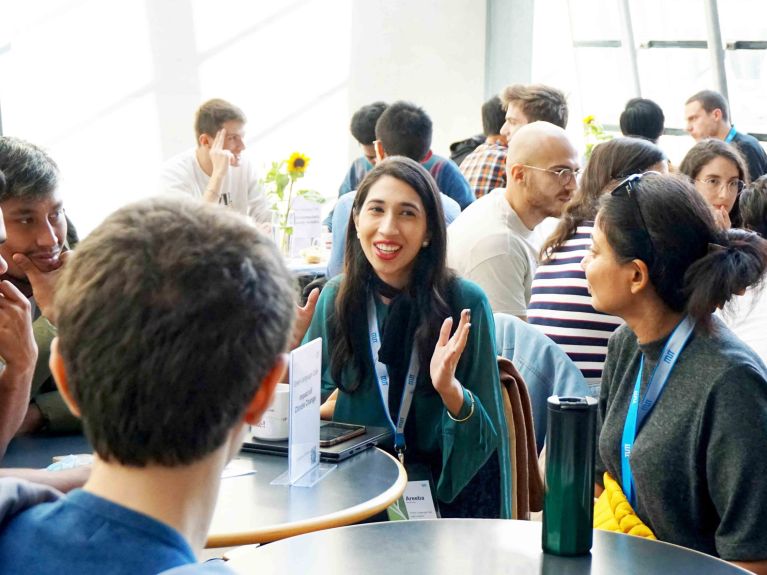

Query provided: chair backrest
[494,313,590,453]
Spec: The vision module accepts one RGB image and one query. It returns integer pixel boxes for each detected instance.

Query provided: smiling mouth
[373,243,402,260]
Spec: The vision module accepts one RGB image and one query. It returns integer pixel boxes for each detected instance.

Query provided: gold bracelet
[447,388,475,423]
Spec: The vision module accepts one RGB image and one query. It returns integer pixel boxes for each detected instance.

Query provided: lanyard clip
[397,448,405,465]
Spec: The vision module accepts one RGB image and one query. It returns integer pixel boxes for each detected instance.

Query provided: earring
[422,240,430,247]
[356,231,361,239]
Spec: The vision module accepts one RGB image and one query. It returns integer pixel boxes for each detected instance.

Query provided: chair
[494,313,590,454]
[497,356,543,518]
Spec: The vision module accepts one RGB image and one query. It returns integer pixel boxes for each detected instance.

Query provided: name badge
[386,480,438,520]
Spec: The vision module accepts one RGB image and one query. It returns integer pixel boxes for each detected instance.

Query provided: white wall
[1,1,495,237]
[349,0,487,159]
[0,0,355,236]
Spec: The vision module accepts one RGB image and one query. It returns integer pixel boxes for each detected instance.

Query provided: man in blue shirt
[0,196,296,574]
[685,89,767,182]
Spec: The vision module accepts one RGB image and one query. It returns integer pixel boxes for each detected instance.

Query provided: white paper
[288,197,322,257]
[401,480,438,519]
[287,338,322,483]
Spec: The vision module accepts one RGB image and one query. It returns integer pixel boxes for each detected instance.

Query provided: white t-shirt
[159,148,270,223]
[721,288,767,363]
[447,188,543,316]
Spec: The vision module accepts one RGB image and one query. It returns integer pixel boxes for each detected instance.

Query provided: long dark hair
[740,175,767,237]
[541,137,666,261]
[679,138,749,228]
[330,156,455,389]
[598,173,767,330]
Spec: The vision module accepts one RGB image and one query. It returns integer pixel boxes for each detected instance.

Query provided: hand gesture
[12,250,71,324]
[429,309,471,397]
[713,205,731,230]
[209,129,234,179]
[0,280,37,374]
[291,287,320,350]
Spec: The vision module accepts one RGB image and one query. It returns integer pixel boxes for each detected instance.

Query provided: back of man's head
[375,101,433,161]
[350,102,388,146]
[54,196,295,467]
[0,137,59,203]
[686,90,730,123]
[481,96,506,137]
[194,98,247,139]
[500,84,569,128]
[620,98,665,142]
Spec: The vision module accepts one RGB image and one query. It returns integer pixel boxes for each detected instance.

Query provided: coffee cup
[252,383,290,441]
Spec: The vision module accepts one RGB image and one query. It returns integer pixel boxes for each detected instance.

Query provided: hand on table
[429,309,471,416]
[12,250,71,324]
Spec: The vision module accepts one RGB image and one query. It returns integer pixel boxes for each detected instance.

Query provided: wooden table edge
[206,448,408,548]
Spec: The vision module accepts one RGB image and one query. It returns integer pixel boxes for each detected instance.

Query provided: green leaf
[297,189,326,204]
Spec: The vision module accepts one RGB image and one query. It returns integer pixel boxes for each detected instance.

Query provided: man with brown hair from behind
[0,196,295,574]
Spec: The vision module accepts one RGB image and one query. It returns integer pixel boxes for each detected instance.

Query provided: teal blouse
[303,276,511,518]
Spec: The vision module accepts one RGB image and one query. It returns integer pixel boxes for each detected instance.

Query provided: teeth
[375,244,400,253]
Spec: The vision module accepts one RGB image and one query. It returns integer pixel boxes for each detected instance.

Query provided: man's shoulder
[162,148,198,173]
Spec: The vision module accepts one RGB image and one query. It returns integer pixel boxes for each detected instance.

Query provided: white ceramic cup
[251,383,290,441]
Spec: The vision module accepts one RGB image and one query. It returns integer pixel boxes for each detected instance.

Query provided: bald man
[447,122,580,318]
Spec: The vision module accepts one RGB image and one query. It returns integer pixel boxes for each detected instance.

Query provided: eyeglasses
[610,172,658,259]
[695,177,745,195]
[521,165,581,186]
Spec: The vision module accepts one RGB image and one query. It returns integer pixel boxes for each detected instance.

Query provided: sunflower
[287,152,310,175]
[583,115,595,124]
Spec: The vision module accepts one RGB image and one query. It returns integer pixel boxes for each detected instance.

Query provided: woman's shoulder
[695,317,767,379]
[449,277,492,310]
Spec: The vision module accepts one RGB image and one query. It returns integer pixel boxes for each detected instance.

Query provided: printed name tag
[386,480,437,520]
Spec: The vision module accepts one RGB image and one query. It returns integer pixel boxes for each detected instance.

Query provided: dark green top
[304,276,511,518]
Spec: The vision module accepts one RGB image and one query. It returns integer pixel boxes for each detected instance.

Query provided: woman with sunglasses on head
[582,172,767,573]
[529,137,667,393]
[679,138,749,229]
[303,156,511,518]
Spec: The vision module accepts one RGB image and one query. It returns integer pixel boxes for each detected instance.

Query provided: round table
[207,447,405,547]
[1,435,406,549]
[224,519,750,574]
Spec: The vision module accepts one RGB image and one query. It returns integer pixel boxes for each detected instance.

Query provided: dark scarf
[370,275,420,419]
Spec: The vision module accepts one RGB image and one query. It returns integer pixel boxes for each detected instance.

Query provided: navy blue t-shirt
[0,489,196,574]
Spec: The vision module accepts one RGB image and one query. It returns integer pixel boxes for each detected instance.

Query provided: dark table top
[1,434,406,548]
[225,519,750,575]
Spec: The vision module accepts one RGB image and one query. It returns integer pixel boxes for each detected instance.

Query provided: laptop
[241,423,392,462]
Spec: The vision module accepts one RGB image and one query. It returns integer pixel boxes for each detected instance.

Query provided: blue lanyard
[367,295,420,463]
[621,315,696,507]
[724,126,737,143]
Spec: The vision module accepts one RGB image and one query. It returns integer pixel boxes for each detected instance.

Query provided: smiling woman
[302,156,512,519]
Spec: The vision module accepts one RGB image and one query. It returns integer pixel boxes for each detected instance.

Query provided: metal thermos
[542,395,598,556]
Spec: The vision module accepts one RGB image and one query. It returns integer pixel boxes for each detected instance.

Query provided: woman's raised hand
[429,309,471,414]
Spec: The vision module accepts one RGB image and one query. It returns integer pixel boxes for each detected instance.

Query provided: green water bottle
[542,395,597,556]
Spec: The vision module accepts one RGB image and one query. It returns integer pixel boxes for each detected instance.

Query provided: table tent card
[271,337,335,487]
[288,196,322,258]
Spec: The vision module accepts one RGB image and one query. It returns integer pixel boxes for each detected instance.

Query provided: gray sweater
[596,317,767,560]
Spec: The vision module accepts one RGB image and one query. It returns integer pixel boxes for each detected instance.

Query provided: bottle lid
[547,395,598,412]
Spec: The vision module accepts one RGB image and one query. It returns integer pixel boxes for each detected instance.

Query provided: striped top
[527,222,623,392]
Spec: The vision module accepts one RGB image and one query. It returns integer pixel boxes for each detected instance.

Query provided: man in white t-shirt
[447,122,579,319]
[160,98,270,223]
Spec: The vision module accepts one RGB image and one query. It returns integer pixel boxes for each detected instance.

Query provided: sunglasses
[610,172,660,259]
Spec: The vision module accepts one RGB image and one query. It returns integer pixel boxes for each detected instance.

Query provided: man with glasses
[447,122,579,318]
[684,90,767,182]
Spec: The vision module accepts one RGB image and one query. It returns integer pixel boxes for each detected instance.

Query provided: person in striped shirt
[528,138,667,392]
